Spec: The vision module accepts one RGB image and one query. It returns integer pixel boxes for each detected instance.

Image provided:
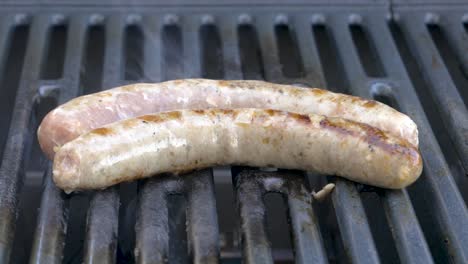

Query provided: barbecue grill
[0,0,467,263]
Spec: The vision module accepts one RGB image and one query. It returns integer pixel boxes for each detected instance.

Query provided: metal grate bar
[236,171,327,264]
[342,16,434,264]
[364,16,435,264]
[331,180,380,263]
[135,15,219,263]
[182,16,201,78]
[256,15,282,82]
[142,15,162,82]
[293,16,326,88]
[83,188,120,264]
[179,15,219,263]
[135,177,175,263]
[82,14,125,264]
[375,13,468,262]
[0,15,16,183]
[293,16,356,262]
[186,170,219,264]
[247,15,341,263]
[0,15,17,262]
[133,14,170,264]
[0,14,15,98]
[294,15,385,262]
[135,171,219,263]
[29,167,68,264]
[223,26,270,264]
[281,173,327,263]
[219,16,242,80]
[324,15,381,264]
[29,14,89,263]
[441,16,468,72]
[0,14,49,263]
[403,15,468,173]
[431,14,468,172]
[380,190,433,264]
[60,15,89,98]
[193,16,226,262]
[101,15,125,88]
[236,171,273,264]
[328,15,367,80]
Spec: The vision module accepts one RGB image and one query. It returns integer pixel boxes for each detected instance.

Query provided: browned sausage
[53,109,422,192]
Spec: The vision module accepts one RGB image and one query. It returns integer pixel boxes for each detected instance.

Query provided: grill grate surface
[0,2,467,263]
[235,170,327,263]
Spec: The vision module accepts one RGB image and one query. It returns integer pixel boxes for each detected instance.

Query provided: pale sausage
[39,79,419,159]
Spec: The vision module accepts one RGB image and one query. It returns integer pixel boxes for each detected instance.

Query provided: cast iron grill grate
[0,2,467,263]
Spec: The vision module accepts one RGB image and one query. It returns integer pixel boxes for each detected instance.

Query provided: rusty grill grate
[0,1,467,263]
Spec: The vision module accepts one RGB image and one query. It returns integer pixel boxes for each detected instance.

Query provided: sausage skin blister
[39,79,418,159]
[53,109,422,193]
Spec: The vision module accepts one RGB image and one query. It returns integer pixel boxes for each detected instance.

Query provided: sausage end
[53,147,81,192]
[38,110,84,160]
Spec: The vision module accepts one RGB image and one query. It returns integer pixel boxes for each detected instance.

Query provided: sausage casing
[39,79,419,159]
[53,109,422,192]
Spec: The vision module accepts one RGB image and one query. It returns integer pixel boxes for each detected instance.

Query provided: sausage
[39,79,419,159]
[53,109,422,193]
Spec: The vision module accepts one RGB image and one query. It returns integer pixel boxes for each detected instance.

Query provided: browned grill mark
[311,88,327,95]
[218,109,240,118]
[320,118,421,164]
[365,128,390,145]
[363,100,378,108]
[121,119,139,129]
[138,115,164,123]
[91,127,113,136]
[288,112,311,124]
[193,109,205,114]
[219,109,234,115]
[250,109,279,124]
[166,111,182,119]
[320,118,355,137]
[203,109,217,117]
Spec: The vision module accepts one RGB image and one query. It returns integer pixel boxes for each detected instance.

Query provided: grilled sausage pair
[38,79,422,192]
